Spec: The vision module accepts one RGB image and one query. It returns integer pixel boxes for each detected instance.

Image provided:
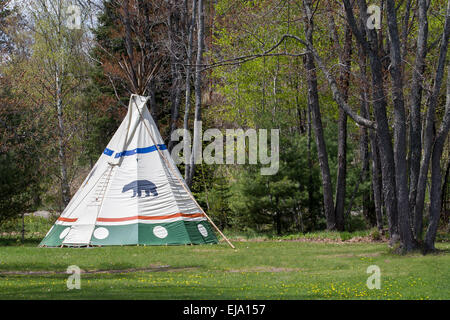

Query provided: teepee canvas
[40,94,219,247]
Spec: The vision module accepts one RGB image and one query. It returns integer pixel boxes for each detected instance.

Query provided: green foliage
[207,0,374,234]
[223,134,323,234]
[370,228,382,241]
[205,172,232,230]
[345,214,369,232]
[0,152,36,223]
[187,123,367,234]
[0,90,41,223]
[339,232,353,241]
[0,215,54,238]
[0,0,97,212]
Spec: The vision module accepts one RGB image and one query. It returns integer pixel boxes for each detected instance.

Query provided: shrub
[346,214,368,232]
[370,228,382,241]
[340,232,352,241]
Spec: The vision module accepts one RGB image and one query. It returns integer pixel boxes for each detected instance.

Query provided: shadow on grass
[425,247,450,255]
[0,265,199,276]
[0,277,314,300]
[0,237,41,246]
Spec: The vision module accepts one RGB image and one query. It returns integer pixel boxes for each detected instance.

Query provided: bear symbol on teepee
[122,180,158,197]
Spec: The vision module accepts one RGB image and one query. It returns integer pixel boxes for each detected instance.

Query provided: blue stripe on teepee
[103,148,114,156]
[114,144,167,158]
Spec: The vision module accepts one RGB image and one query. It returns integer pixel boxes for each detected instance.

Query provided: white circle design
[59,227,70,239]
[153,226,168,239]
[93,227,109,240]
[198,224,208,237]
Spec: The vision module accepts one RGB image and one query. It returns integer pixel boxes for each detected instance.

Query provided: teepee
[40,94,233,248]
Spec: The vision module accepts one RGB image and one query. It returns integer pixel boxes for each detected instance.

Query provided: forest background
[1,0,449,253]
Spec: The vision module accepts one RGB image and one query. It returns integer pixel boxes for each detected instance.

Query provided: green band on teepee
[40,221,218,247]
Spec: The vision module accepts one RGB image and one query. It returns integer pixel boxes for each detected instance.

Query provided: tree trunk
[408,0,428,226]
[371,133,384,231]
[167,0,183,152]
[343,0,399,244]
[21,213,25,243]
[357,41,371,226]
[56,70,70,208]
[307,100,315,228]
[400,0,412,60]
[424,68,450,252]
[184,0,197,181]
[358,33,382,229]
[334,25,352,231]
[147,79,159,128]
[335,108,347,230]
[441,159,450,215]
[386,0,416,251]
[122,0,139,92]
[187,0,204,187]
[414,1,450,240]
[138,0,159,127]
[303,0,335,230]
[276,196,282,235]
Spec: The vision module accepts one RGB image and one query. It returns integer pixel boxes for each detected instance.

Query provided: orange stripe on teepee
[57,217,77,222]
[97,213,205,222]
[57,213,205,223]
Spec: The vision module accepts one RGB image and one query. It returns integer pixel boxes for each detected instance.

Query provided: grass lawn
[0,240,448,300]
